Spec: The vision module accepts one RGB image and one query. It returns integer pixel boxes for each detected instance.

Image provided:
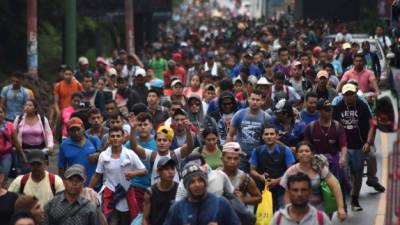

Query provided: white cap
[257,77,272,85]
[135,68,146,77]
[78,57,89,65]
[108,68,117,76]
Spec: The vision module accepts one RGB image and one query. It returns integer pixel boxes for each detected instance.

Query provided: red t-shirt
[303,120,347,155]
[163,67,186,88]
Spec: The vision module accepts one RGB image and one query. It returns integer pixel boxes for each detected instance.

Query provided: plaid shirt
[43,193,99,225]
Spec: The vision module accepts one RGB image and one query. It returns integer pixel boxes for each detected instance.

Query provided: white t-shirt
[144,148,182,184]
[96,146,145,212]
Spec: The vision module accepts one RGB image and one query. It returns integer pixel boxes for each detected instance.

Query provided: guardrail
[386,131,400,225]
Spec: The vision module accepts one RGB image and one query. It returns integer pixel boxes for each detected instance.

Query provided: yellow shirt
[8,171,65,206]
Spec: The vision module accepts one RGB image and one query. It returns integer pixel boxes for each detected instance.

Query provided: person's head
[157,157,176,182]
[82,74,93,90]
[287,172,312,208]
[63,67,74,83]
[134,68,147,85]
[172,108,188,132]
[326,47,335,60]
[361,41,370,53]
[274,99,293,122]
[108,127,125,148]
[10,211,37,225]
[14,196,44,224]
[127,55,136,67]
[273,72,286,89]
[233,77,244,93]
[169,101,183,117]
[323,64,335,76]
[239,67,250,82]
[221,142,242,171]
[155,125,174,152]
[109,111,124,129]
[203,84,216,102]
[117,77,128,90]
[188,96,202,114]
[262,124,278,145]
[136,112,153,140]
[375,26,384,36]
[304,91,318,114]
[63,164,86,196]
[118,49,127,61]
[342,83,357,105]
[201,128,218,150]
[96,76,106,91]
[243,52,253,66]
[300,53,310,67]
[182,163,208,200]
[24,99,39,115]
[318,51,327,64]
[248,90,264,111]
[291,62,302,78]
[27,150,47,176]
[105,100,118,116]
[278,47,289,63]
[171,79,184,96]
[226,56,236,68]
[295,141,314,163]
[220,92,236,114]
[88,108,103,128]
[190,74,201,89]
[11,71,25,89]
[67,117,85,141]
[316,99,333,120]
[147,89,161,107]
[70,92,83,109]
[168,60,176,70]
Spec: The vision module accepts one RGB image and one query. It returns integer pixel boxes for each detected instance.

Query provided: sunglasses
[222,102,234,106]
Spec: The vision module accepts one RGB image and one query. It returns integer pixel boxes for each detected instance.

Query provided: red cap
[173,53,182,61]
[67,117,84,129]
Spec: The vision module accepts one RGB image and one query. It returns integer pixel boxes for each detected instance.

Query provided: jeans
[0,154,12,178]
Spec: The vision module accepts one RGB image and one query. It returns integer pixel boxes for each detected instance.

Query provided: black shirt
[0,191,18,225]
[150,182,178,225]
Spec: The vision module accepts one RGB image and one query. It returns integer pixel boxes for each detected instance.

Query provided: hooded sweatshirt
[186,95,218,132]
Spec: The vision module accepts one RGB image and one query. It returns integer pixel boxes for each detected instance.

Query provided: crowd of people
[0,1,393,225]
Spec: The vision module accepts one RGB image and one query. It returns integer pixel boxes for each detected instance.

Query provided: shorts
[347,148,365,176]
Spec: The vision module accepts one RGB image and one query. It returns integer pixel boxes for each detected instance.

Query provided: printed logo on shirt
[340,109,359,130]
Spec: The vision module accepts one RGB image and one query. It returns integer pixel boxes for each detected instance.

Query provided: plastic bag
[130,213,143,225]
[256,186,273,225]
[321,178,338,213]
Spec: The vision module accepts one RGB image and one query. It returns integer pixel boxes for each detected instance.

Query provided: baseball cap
[67,117,84,129]
[27,150,46,164]
[171,79,183,88]
[342,83,357,94]
[317,70,329,79]
[248,75,258,85]
[222,142,245,155]
[156,125,174,142]
[157,157,176,170]
[204,83,216,90]
[316,99,332,111]
[64,164,86,180]
[118,49,127,54]
[173,108,187,118]
[274,99,290,113]
[233,76,243,84]
[244,51,253,58]
[292,61,302,67]
[257,77,272,85]
[78,57,89,65]
[135,68,146,77]
[108,68,117,77]
[342,43,351,50]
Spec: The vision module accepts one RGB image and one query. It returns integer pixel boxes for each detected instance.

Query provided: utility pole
[27,0,38,77]
[65,0,77,69]
[125,0,135,54]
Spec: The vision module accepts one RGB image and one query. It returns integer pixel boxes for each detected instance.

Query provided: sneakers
[351,197,363,211]
[366,180,386,193]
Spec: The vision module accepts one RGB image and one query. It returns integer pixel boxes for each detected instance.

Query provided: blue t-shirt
[230,64,262,78]
[124,136,157,189]
[232,108,270,154]
[249,144,296,167]
[268,117,306,147]
[58,136,100,186]
[163,194,240,225]
[299,110,319,125]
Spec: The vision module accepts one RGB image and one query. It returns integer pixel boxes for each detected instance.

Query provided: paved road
[331,131,395,225]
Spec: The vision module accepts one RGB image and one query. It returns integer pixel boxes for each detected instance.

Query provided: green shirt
[149,58,167,80]
[193,147,223,170]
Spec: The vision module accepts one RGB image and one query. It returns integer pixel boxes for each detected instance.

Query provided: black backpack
[223,192,256,225]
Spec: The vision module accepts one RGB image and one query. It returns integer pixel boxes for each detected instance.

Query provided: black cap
[27,150,46,164]
[316,99,332,111]
[157,157,176,170]
[173,108,188,118]
[130,103,148,115]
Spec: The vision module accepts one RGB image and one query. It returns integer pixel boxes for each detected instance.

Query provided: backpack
[150,151,181,178]
[276,210,324,225]
[308,120,340,141]
[223,192,256,225]
[19,172,56,196]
